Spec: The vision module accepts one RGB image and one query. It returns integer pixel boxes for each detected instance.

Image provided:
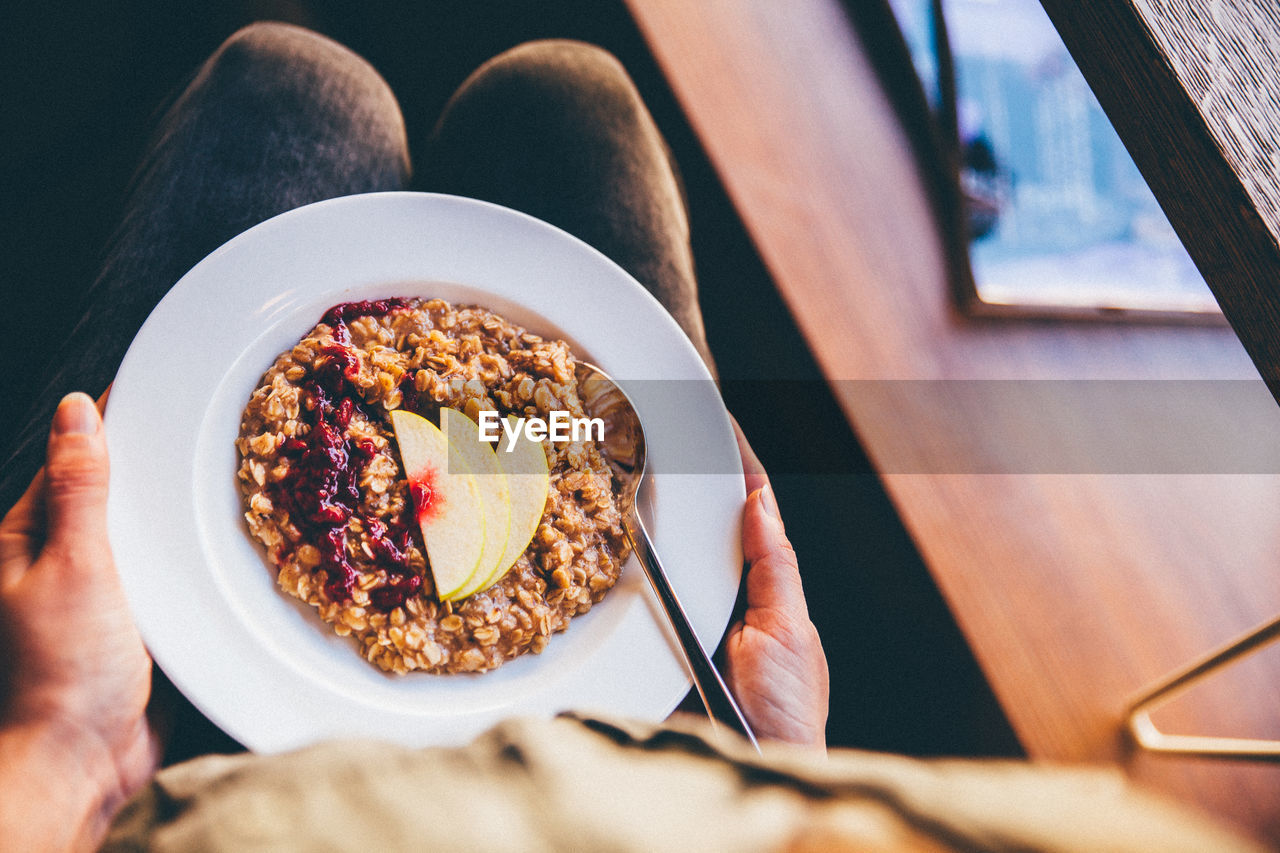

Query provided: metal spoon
[575,361,761,752]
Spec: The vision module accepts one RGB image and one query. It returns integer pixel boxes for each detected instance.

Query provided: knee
[455,40,645,131]
[212,22,345,80]
[205,23,402,131]
[213,22,356,79]
[194,23,406,166]
[490,39,630,84]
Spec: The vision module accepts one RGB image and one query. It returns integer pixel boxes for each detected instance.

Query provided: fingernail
[760,483,781,519]
[53,392,100,435]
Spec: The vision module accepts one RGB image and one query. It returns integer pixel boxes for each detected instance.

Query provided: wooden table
[625,0,1280,844]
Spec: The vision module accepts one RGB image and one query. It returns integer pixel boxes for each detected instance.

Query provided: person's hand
[724,420,829,751]
[0,392,157,851]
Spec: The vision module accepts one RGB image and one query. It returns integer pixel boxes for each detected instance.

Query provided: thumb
[741,484,806,614]
[43,392,110,555]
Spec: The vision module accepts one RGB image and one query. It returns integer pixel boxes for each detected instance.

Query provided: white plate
[106,192,744,753]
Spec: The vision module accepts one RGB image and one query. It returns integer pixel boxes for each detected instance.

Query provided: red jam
[369,573,422,611]
[268,299,423,612]
[408,478,440,523]
[397,371,428,416]
[320,298,412,327]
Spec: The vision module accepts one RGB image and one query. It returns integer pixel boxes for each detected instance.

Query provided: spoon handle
[624,516,761,753]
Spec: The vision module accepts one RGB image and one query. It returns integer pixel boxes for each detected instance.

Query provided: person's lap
[0,21,709,511]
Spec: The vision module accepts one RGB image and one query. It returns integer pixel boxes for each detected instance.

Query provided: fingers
[740,485,807,614]
[42,393,111,560]
[0,390,112,585]
[730,416,768,496]
[0,474,45,588]
[732,415,808,615]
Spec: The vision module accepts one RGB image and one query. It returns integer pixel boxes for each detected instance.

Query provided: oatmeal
[236,298,628,674]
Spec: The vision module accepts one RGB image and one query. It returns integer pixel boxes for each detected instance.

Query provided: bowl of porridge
[237,297,629,675]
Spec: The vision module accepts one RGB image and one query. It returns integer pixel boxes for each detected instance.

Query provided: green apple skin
[389,409,485,600]
[439,408,511,601]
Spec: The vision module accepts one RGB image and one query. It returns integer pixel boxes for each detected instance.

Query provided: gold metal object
[1126,614,1280,761]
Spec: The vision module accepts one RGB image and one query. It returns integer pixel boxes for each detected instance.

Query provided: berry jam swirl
[266,299,421,611]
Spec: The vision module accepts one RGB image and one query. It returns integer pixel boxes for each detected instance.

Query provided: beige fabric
[101,714,1261,852]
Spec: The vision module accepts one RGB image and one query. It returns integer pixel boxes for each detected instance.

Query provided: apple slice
[390,409,485,600]
[439,408,510,601]
[480,413,550,590]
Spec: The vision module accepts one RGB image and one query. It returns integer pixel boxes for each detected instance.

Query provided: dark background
[2,0,1020,760]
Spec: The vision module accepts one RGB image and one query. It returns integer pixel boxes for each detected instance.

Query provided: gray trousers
[1,22,709,511]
